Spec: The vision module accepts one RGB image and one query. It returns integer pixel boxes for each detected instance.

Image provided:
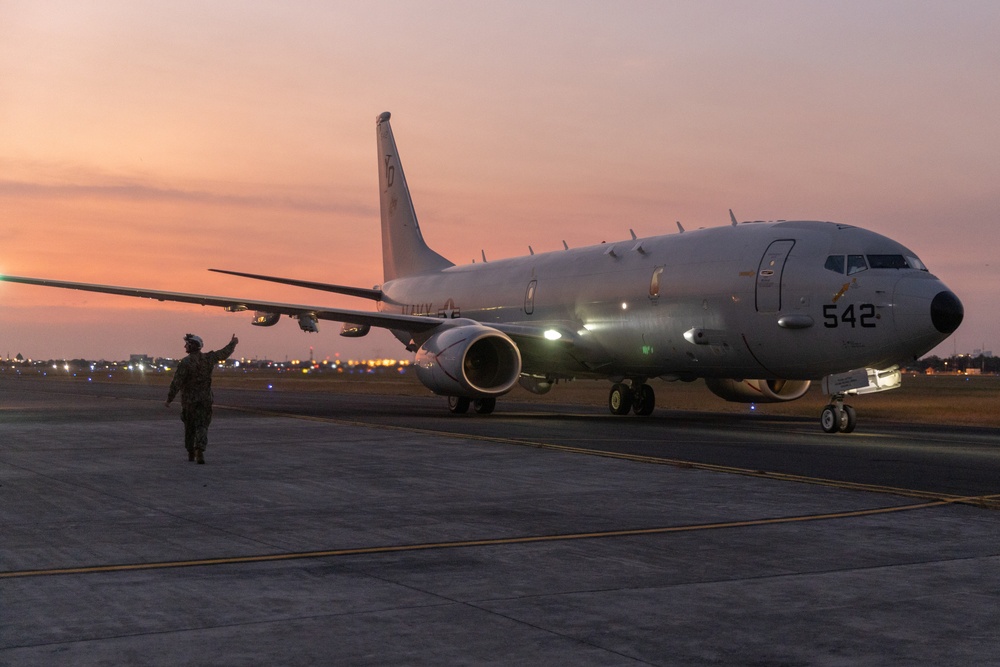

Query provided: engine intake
[704,378,811,403]
[414,324,521,398]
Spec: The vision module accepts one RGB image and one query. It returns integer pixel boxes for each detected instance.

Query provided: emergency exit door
[755,240,795,312]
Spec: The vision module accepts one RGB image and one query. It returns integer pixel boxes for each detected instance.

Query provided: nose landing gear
[820,395,857,433]
[819,367,901,434]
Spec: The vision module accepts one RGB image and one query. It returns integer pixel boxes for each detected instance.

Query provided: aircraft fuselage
[380,219,960,382]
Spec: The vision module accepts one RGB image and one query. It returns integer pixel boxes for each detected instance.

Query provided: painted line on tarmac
[222,406,998,509]
[3,497,985,580]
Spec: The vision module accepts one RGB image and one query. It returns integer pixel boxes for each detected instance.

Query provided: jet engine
[414,324,521,398]
[704,378,811,403]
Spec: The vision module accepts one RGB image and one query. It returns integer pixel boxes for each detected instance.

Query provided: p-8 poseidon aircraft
[1,112,964,433]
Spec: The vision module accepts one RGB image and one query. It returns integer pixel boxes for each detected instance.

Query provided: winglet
[729,209,738,226]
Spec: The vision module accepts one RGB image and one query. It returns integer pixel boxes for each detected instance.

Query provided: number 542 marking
[823,303,877,328]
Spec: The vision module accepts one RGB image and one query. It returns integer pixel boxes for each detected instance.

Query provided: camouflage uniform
[167,337,237,461]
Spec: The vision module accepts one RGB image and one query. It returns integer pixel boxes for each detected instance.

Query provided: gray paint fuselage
[380,219,951,382]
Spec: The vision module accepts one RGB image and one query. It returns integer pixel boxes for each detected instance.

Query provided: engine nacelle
[414,324,521,398]
[704,378,811,403]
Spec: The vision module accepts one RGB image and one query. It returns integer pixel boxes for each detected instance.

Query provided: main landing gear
[608,381,656,416]
[447,396,496,415]
[820,394,857,434]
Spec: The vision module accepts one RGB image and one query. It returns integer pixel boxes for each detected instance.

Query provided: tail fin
[376,112,453,281]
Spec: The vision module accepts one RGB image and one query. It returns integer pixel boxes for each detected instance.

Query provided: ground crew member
[165,333,238,464]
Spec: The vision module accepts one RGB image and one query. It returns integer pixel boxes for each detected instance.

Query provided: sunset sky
[2,1,998,362]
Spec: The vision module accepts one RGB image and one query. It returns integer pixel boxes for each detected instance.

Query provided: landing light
[544,330,562,341]
[621,302,628,310]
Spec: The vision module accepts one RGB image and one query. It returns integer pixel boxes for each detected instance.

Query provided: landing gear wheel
[820,405,842,433]
[840,405,857,433]
[632,384,655,416]
[448,396,470,414]
[609,383,633,415]
[473,397,497,414]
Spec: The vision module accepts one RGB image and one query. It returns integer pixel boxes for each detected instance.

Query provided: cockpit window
[824,255,845,274]
[867,254,909,269]
[826,253,929,275]
[867,255,929,270]
[847,254,868,275]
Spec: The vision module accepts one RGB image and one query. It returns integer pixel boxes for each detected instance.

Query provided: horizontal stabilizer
[209,269,382,301]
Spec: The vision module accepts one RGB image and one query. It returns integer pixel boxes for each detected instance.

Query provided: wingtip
[378,111,391,124]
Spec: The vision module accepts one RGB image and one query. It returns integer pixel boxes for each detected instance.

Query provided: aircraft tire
[841,405,857,433]
[820,405,841,433]
[448,396,471,414]
[632,384,655,416]
[609,383,633,415]
[473,397,497,414]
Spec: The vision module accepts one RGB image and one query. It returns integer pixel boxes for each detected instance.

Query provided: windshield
[824,254,928,274]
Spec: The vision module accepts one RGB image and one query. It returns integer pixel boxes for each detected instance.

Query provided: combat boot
[196,450,205,464]
[188,449,195,462]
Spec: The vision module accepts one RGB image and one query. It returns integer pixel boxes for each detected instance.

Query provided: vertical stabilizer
[376,112,454,281]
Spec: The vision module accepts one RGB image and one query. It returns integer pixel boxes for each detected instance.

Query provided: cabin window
[649,266,664,297]
[847,254,868,275]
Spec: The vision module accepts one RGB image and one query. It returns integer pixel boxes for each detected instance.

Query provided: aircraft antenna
[729,209,738,226]
[562,240,569,250]
[481,250,488,263]
[676,221,685,233]
[629,229,637,240]
[528,246,534,256]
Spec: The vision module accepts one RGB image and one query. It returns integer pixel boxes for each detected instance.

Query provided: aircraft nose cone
[930,290,964,334]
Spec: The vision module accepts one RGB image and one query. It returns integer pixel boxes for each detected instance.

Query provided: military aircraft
[1,112,964,432]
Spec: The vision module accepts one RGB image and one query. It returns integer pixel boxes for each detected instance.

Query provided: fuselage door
[756,240,795,313]
[524,279,537,315]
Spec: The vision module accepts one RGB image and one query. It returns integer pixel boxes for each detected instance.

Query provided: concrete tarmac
[2,377,999,666]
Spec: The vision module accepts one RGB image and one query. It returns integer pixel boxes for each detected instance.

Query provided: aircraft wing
[0,274,444,334]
